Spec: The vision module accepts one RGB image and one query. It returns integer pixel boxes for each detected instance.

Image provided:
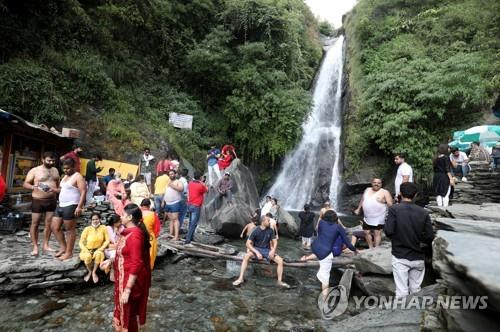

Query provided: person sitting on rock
[232,215,289,288]
[130,174,151,206]
[79,212,110,283]
[100,214,122,281]
[490,142,500,170]
[469,141,490,163]
[319,200,333,220]
[217,150,233,172]
[300,210,357,296]
[215,172,233,210]
[103,168,116,187]
[265,212,279,240]
[449,147,470,181]
[106,172,129,216]
[240,209,260,239]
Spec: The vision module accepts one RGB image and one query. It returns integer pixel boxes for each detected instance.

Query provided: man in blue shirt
[232,215,290,288]
[102,168,115,186]
[206,145,221,187]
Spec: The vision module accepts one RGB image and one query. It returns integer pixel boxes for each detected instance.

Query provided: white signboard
[169,112,193,130]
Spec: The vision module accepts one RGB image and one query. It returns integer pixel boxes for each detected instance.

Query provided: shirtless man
[163,170,184,241]
[52,158,87,260]
[23,151,60,256]
[354,178,393,248]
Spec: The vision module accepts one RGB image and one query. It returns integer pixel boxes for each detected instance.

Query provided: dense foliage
[344,0,499,176]
[0,0,321,167]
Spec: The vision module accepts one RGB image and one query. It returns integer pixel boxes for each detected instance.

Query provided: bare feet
[92,273,99,283]
[54,250,65,258]
[232,279,244,286]
[58,253,73,261]
[300,255,307,261]
[84,273,91,282]
[31,247,39,256]
[43,246,56,253]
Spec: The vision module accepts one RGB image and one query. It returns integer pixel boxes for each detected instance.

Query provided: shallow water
[0,238,345,331]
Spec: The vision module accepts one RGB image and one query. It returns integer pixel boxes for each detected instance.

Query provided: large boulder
[199,159,259,238]
[275,208,299,238]
[352,242,392,275]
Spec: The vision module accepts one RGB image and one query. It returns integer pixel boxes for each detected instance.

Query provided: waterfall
[267,36,345,210]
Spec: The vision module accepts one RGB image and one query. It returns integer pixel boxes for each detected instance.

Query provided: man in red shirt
[60,145,83,173]
[185,171,208,245]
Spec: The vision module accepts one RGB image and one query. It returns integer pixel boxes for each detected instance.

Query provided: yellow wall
[80,158,138,179]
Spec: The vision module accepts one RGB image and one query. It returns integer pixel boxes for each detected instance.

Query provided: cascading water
[267,36,345,210]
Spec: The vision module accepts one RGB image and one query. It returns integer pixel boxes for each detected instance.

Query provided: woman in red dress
[113,203,151,332]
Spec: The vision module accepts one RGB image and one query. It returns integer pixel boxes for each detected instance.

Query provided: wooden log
[162,239,354,268]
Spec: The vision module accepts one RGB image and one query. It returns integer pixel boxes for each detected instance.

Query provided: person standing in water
[354,178,393,248]
[52,158,86,260]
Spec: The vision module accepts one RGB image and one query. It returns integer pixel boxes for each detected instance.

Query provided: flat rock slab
[354,274,395,296]
[432,203,500,223]
[0,255,80,275]
[352,244,392,275]
[433,230,500,313]
[435,217,500,237]
[324,307,423,331]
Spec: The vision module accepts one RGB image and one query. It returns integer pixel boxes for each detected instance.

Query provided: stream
[0,238,356,331]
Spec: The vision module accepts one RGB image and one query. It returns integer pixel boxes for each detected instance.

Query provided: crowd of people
[14,139,499,330]
[20,143,240,331]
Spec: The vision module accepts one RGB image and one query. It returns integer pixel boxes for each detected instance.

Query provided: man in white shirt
[261,195,273,216]
[449,147,470,181]
[394,153,413,199]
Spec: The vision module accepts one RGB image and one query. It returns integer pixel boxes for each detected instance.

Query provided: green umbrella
[452,125,500,151]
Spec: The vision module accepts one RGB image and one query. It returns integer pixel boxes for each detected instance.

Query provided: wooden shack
[0,109,74,193]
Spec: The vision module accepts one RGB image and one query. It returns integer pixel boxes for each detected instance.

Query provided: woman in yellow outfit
[79,212,110,283]
[140,199,160,269]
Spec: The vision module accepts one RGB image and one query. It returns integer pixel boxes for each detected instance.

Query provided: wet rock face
[200,159,260,238]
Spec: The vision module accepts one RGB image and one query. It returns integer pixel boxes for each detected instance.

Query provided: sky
[304,0,358,28]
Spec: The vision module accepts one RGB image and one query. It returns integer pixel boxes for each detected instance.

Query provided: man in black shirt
[384,182,434,298]
[233,215,290,288]
[85,155,102,206]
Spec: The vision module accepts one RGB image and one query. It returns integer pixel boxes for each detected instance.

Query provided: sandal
[278,282,290,289]
[232,279,244,286]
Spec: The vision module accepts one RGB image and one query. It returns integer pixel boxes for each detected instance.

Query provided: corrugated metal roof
[0,109,71,139]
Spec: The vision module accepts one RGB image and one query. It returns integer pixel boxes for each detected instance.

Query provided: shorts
[142,172,152,185]
[362,220,383,231]
[54,204,78,221]
[32,198,57,213]
[165,200,182,213]
[253,247,271,261]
